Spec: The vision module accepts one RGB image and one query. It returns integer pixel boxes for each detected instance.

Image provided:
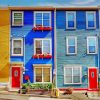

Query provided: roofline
[0,6,100,10]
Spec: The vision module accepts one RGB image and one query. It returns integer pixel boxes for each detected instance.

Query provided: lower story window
[64,66,82,84]
[34,65,51,83]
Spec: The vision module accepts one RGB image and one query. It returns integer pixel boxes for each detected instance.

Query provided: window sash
[12,11,23,26]
[34,39,51,55]
[66,37,77,54]
[34,12,51,27]
[64,66,81,84]
[66,11,76,29]
[12,38,23,56]
[86,11,96,29]
[87,37,97,54]
[34,66,51,83]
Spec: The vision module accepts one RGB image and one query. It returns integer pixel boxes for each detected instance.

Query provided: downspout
[54,8,57,88]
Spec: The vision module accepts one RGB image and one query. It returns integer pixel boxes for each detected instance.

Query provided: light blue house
[56,7,100,91]
[9,7,55,90]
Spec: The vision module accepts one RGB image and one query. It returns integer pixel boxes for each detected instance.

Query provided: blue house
[9,7,55,90]
[56,7,100,91]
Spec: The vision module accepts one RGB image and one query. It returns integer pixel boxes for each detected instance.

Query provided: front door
[11,67,21,88]
[88,68,98,90]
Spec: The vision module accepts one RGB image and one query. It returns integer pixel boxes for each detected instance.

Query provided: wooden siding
[56,10,99,88]
[0,10,10,82]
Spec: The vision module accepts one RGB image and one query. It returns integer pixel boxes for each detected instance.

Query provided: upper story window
[66,37,77,55]
[34,12,51,27]
[66,11,76,29]
[12,11,23,26]
[34,39,51,55]
[87,36,98,54]
[11,38,23,56]
[86,11,96,29]
[64,65,82,84]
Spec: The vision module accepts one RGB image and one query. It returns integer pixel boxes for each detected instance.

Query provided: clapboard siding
[56,10,99,88]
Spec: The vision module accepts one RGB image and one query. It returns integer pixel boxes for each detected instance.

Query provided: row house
[0,6,100,92]
[56,7,100,91]
[0,8,10,85]
[9,7,55,90]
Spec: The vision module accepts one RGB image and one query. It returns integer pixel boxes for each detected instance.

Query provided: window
[34,12,51,27]
[12,11,23,26]
[66,11,76,29]
[12,38,23,56]
[34,65,51,83]
[66,37,77,54]
[64,66,82,84]
[86,11,96,29]
[34,39,51,54]
[87,36,98,54]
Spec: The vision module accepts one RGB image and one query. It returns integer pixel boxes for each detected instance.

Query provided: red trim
[59,88,98,91]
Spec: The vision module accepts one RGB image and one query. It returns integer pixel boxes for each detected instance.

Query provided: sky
[0,0,100,7]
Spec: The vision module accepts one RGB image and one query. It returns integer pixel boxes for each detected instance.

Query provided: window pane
[87,13,95,27]
[88,38,96,46]
[68,13,74,21]
[65,76,72,83]
[68,46,75,53]
[43,68,50,82]
[68,21,74,27]
[43,20,50,26]
[36,13,42,19]
[65,68,72,76]
[89,46,95,53]
[73,76,80,83]
[14,13,22,19]
[43,13,50,19]
[35,68,42,82]
[68,38,75,46]
[35,40,42,54]
[14,48,21,54]
[87,13,94,21]
[14,19,22,25]
[14,40,21,48]
[43,40,50,54]
[73,68,80,76]
[36,20,42,26]
[65,68,72,83]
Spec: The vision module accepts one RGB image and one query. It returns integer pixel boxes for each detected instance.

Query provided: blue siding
[56,10,100,88]
[10,11,54,83]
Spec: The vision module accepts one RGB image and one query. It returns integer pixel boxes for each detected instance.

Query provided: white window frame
[12,11,24,26]
[64,65,82,84]
[34,38,52,55]
[87,36,98,54]
[34,64,52,83]
[66,36,77,55]
[66,11,76,29]
[11,38,23,56]
[34,11,51,27]
[86,11,96,29]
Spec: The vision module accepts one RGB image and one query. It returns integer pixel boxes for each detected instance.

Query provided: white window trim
[34,65,52,83]
[64,65,82,84]
[86,11,96,29]
[87,36,98,54]
[34,11,51,27]
[34,38,52,55]
[66,36,77,55]
[11,38,23,56]
[12,11,24,26]
[66,11,76,29]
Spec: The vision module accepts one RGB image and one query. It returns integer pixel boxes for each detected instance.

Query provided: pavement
[0,91,100,100]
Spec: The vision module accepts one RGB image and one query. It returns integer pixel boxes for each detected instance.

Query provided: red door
[88,68,98,90]
[11,67,21,88]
